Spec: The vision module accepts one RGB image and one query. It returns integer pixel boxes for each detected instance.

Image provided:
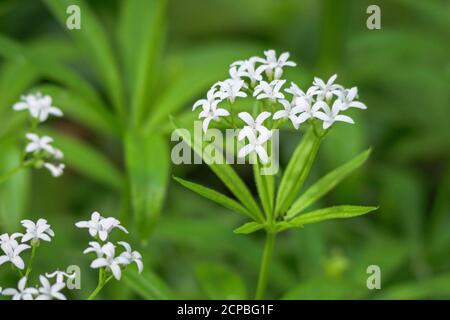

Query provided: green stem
[25,244,37,278]
[255,232,276,300]
[87,268,105,300]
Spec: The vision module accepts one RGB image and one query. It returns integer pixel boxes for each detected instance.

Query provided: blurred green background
[0,0,449,299]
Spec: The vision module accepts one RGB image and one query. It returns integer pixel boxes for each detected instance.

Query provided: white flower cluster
[76,211,143,280]
[13,92,65,177]
[0,219,67,300]
[192,50,367,163]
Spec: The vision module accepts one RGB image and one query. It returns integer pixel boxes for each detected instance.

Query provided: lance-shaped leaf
[276,205,378,232]
[253,159,275,220]
[275,126,322,216]
[122,269,172,300]
[286,148,371,219]
[125,132,169,239]
[172,119,264,222]
[234,222,265,235]
[174,176,254,219]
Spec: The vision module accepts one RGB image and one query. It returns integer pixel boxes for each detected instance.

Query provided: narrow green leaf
[277,205,378,232]
[43,129,123,190]
[253,160,274,219]
[125,132,170,239]
[172,119,264,222]
[118,0,167,126]
[122,269,172,300]
[195,262,247,299]
[234,222,264,235]
[174,176,254,219]
[43,0,124,116]
[275,126,322,216]
[287,148,371,218]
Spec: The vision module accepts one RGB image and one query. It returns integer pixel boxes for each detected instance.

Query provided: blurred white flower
[1,277,38,300]
[45,270,76,284]
[237,111,271,140]
[21,219,55,243]
[238,129,272,164]
[261,50,296,79]
[198,100,230,133]
[36,275,66,300]
[273,99,303,129]
[90,243,128,280]
[254,80,286,101]
[310,74,343,101]
[118,241,143,273]
[216,79,247,103]
[313,99,355,129]
[76,212,128,241]
[0,241,30,270]
[43,163,65,178]
[13,93,63,122]
[337,87,367,111]
[25,133,55,154]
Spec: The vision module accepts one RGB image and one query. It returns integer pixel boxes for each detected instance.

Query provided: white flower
[25,133,55,154]
[36,275,66,300]
[43,163,65,177]
[0,241,30,269]
[1,277,38,300]
[261,50,296,79]
[295,98,328,125]
[192,86,222,111]
[273,99,303,129]
[118,241,143,273]
[13,93,63,122]
[0,233,23,247]
[83,241,104,258]
[198,100,230,133]
[337,87,367,111]
[231,58,267,86]
[253,80,286,101]
[313,99,355,129]
[21,219,55,243]
[285,82,316,101]
[216,79,247,103]
[238,129,272,164]
[90,243,129,280]
[310,74,343,101]
[237,111,271,140]
[53,149,64,160]
[45,270,76,284]
[75,212,129,241]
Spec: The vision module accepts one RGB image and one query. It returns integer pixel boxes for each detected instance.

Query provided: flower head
[90,242,129,280]
[198,100,230,133]
[13,92,63,122]
[0,240,30,270]
[261,50,296,79]
[216,79,247,103]
[1,277,38,300]
[25,133,55,154]
[21,219,55,243]
[313,99,355,129]
[237,111,271,140]
[43,163,65,177]
[310,74,343,101]
[337,87,367,111]
[273,99,303,129]
[36,275,66,300]
[254,80,286,101]
[75,212,128,241]
[231,57,267,86]
[118,241,143,273]
[238,129,272,164]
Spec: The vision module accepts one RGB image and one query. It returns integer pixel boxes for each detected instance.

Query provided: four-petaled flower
[313,99,355,129]
[295,99,328,125]
[273,99,303,129]
[21,219,55,243]
[118,241,143,273]
[216,79,247,103]
[0,240,30,270]
[337,87,367,111]
[75,211,129,241]
[198,100,230,133]
[261,50,296,79]
[310,74,343,101]
[25,133,55,154]
[36,275,66,300]
[231,57,267,86]
[238,129,272,164]
[254,80,286,101]
[237,111,271,140]
[1,277,38,300]
[90,242,129,280]
[13,93,63,122]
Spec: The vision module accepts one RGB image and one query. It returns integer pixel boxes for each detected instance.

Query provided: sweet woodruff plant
[174,49,377,299]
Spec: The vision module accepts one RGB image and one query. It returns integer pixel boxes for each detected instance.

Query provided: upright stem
[25,244,37,278]
[87,268,105,300]
[255,232,276,300]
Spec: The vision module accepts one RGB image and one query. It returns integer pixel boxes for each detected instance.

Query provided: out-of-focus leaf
[43,0,124,116]
[0,143,30,231]
[118,0,167,126]
[174,177,253,219]
[287,148,371,218]
[44,129,123,190]
[277,205,377,232]
[195,262,247,299]
[172,119,264,222]
[233,222,264,235]
[275,126,322,216]
[122,269,172,300]
[125,132,169,239]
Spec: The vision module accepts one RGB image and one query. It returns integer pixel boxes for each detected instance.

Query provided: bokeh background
[0,0,449,299]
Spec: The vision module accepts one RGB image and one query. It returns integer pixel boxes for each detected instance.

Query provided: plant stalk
[255,231,276,300]
[25,243,37,278]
